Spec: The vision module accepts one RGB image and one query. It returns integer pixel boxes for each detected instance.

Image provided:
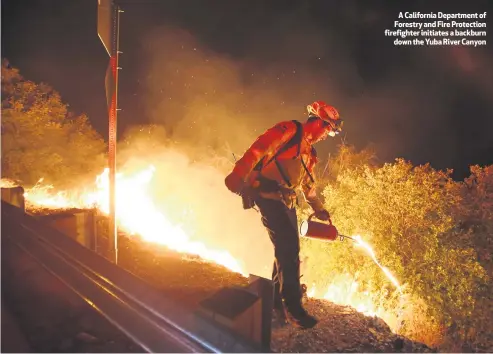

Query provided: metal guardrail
[1,202,258,353]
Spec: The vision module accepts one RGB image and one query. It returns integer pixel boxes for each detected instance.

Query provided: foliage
[1,59,106,187]
[453,165,493,350]
[299,145,492,351]
[317,143,378,183]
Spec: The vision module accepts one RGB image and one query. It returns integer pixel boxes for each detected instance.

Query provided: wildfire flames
[24,167,244,274]
[306,236,405,331]
[8,164,406,332]
[0,179,21,188]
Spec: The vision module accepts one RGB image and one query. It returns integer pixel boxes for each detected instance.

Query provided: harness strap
[300,156,315,183]
[274,159,292,187]
[255,120,314,188]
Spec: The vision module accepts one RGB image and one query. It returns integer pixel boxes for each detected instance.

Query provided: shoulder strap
[274,120,303,159]
[294,120,303,158]
[300,152,315,183]
[253,120,303,171]
[271,120,304,187]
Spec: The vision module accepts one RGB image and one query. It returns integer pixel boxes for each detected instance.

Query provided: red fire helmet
[306,101,340,122]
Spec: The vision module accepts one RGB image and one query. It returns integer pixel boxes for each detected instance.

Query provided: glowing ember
[21,167,245,275]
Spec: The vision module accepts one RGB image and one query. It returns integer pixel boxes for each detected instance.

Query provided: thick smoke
[136,20,492,170]
[115,4,492,275]
[121,22,363,276]
[117,130,273,277]
[137,23,360,159]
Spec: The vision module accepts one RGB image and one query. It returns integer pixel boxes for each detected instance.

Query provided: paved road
[1,302,32,353]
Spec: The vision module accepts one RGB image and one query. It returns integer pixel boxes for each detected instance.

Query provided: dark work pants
[254,196,303,314]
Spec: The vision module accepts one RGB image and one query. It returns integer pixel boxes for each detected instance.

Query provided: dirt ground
[116,235,434,353]
[21,207,434,352]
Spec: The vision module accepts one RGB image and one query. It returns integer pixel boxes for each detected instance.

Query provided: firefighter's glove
[225,171,246,195]
[314,209,331,221]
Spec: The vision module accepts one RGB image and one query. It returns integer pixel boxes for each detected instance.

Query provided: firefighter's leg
[274,207,304,313]
[272,260,283,310]
[271,259,287,326]
[256,197,317,329]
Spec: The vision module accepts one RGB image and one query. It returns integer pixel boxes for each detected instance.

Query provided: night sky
[2,0,493,180]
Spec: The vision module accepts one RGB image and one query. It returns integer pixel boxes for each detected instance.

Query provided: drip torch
[300,213,355,242]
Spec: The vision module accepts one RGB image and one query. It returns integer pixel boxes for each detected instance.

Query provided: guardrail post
[247,275,273,352]
[1,186,25,212]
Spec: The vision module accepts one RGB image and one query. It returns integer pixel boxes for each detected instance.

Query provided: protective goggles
[322,118,344,135]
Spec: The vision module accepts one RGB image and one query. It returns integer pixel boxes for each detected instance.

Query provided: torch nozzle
[339,234,357,242]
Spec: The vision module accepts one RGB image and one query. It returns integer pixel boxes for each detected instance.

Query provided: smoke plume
[117,130,273,277]
[115,5,492,273]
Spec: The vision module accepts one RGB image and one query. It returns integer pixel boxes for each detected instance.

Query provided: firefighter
[224,101,343,329]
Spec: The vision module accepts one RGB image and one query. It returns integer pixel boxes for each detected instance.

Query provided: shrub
[1,59,106,187]
[299,146,491,350]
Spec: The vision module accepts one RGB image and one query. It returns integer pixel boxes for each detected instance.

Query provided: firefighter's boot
[272,293,287,327]
[284,305,318,329]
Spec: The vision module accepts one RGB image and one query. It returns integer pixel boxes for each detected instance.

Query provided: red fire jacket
[232,120,324,211]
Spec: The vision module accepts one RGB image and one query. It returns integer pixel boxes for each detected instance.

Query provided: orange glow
[12,167,406,333]
[20,168,244,275]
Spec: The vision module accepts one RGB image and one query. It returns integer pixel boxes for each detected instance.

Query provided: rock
[393,335,435,352]
[371,316,391,332]
[411,341,435,353]
[75,331,98,344]
[393,336,404,351]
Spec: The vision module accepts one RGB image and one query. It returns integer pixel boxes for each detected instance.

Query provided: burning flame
[24,178,90,209]
[306,234,406,332]
[0,179,19,188]
[308,274,382,315]
[12,166,408,331]
[21,167,244,275]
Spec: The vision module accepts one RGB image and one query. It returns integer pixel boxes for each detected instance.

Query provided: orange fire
[0,179,19,188]
[13,165,407,333]
[21,167,244,275]
[307,271,405,332]
[306,235,406,332]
